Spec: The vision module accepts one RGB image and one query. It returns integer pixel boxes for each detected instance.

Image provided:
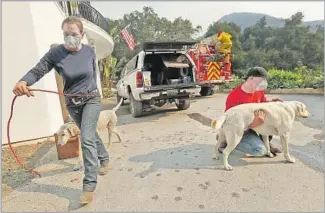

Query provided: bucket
[182,76,191,83]
[54,134,80,160]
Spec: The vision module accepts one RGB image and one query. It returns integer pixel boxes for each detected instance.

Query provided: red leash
[7,89,99,177]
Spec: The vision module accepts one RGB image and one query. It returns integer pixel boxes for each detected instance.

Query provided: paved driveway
[2,94,324,212]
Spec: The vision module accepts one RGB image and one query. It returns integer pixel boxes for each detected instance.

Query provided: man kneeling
[219,67,282,156]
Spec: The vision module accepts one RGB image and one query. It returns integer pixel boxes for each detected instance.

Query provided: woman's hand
[249,110,266,129]
[13,81,34,97]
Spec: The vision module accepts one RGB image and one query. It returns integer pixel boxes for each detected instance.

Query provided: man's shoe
[79,191,94,204]
[99,162,113,176]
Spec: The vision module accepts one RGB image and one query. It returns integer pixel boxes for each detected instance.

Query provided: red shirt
[225,85,267,112]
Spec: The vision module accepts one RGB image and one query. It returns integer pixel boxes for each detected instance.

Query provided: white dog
[210,101,310,171]
[56,98,123,171]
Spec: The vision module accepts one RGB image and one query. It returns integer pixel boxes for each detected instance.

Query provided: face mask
[64,35,81,50]
[245,77,267,92]
[256,80,268,91]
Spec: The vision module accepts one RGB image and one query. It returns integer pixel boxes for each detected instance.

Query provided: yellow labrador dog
[57,98,123,171]
[211,101,310,171]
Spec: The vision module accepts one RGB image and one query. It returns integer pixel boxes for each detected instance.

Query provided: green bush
[224,67,324,90]
[223,75,243,89]
[267,67,324,89]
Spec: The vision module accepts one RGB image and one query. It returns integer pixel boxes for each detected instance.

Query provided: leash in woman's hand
[7,88,99,177]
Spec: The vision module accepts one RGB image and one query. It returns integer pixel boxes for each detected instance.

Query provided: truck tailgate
[144,82,198,92]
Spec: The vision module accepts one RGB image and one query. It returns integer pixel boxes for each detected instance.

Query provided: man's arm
[264,97,283,102]
[92,51,98,85]
[261,92,282,102]
[261,94,268,102]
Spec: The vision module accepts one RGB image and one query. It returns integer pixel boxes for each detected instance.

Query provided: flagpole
[112,24,131,41]
[112,24,137,50]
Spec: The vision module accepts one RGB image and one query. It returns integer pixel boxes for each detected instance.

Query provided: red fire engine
[187,43,233,96]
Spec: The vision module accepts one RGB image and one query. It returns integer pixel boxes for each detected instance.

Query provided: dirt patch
[1,139,55,197]
[313,132,324,140]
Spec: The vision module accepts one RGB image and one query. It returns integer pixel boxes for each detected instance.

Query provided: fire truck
[187,43,233,96]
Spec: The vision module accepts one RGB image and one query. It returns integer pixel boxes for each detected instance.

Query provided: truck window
[120,66,127,78]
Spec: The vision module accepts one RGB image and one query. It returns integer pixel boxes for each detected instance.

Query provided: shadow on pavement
[116,108,180,127]
[187,113,213,127]
[128,144,299,178]
[4,182,83,211]
[289,140,324,172]
[2,158,84,211]
[129,144,249,177]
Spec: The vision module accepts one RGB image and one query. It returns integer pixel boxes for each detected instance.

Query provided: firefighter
[214,30,232,64]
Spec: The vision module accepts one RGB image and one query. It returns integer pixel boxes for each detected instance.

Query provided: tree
[204,21,242,52]
[241,17,273,49]
[107,7,202,62]
[204,11,323,72]
[284,12,304,26]
[257,16,267,28]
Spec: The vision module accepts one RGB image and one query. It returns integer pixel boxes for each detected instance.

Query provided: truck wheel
[210,88,215,95]
[200,87,212,96]
[175,98,190,110]
[116,93,124,105]
[129,92,143,117]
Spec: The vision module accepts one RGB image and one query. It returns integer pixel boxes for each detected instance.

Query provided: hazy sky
[92,1,324,34]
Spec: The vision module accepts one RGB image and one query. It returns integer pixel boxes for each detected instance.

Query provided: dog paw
[224,165,233,171]
[266,152,275,158]
[212,155,219,160]
[286,158,296,163]
[212,151,220,160]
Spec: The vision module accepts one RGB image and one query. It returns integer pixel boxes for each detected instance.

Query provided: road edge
[215,88,324,95]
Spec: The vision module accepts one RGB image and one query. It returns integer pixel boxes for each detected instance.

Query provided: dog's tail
[112,97,123,112]
[211,115,226,130]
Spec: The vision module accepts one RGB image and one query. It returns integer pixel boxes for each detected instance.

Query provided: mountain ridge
[218,12,324,32]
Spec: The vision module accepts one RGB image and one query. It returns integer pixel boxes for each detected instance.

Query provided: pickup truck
[116,42,200,117]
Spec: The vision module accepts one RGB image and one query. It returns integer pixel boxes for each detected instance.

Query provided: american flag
[121,25,136,50]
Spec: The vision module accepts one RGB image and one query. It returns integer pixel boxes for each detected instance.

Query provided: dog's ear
[297,103,304,116]
[295,101,309,117]
[67,128,73,137]
[67,125,80,137]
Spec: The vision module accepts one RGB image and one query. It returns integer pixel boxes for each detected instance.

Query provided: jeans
[235,129,268,156]
[66,95,109,192]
